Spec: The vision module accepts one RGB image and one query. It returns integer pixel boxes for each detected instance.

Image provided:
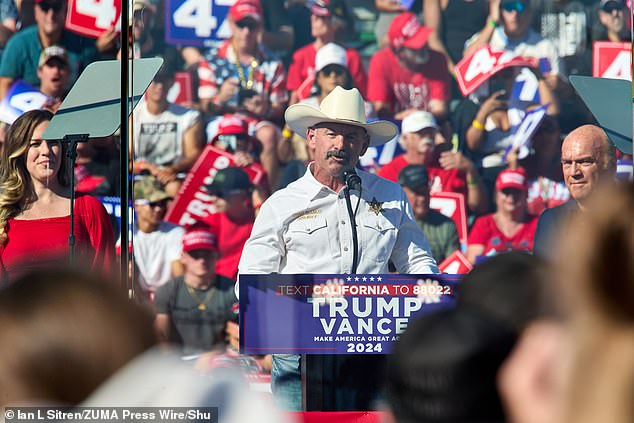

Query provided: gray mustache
[325,149,349,161]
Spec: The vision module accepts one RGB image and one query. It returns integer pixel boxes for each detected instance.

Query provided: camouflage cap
[133,176,171,203]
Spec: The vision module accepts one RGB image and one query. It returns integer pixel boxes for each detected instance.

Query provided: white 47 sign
[167,0,234,46]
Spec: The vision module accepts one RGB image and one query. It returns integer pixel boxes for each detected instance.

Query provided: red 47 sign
[167,72,194,105]
[438,250,472,275]
[429,192,468,247]
[592,41,631,80]
[454,45,537,96]
[66,0,121,38]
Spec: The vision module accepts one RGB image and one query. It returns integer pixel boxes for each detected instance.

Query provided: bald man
[533,125,616,257]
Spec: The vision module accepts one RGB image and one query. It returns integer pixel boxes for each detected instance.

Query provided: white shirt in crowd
[133,221,185,292]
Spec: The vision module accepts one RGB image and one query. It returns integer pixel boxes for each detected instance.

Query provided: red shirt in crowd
[202,211,254,281]
[367,47,451,114]
[0,195,115,280]
[286,43,368,100]
[378,155,467,199]
[467,214,539,255]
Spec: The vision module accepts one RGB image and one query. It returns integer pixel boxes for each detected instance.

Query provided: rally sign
[166,0,234,47]
[65,0,121,38]
[164,145,264,227]
[592,41,631,80]
[240,274,459,354]
[454,45,537,96]
[503,103,549,162]
[438,250,472,274]
[167,71,194,105]
[429,192,468,247]
[0,81,48,124]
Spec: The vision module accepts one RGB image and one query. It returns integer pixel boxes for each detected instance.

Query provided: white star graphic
[369,276,374,281]
[377,276,382,281]
[354,276,359,282]
[362,276,367,281]
[346,277,352,282]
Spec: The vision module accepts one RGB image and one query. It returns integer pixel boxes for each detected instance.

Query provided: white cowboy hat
[285,86,398,147]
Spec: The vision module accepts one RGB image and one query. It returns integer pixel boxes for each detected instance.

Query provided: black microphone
[340,166,362,192]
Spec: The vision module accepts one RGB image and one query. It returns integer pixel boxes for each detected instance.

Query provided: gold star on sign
[368,197,384,216]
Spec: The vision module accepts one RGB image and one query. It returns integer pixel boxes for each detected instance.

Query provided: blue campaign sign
[240,274,460,354]
[165,0,234,47]
[503,104,548,162]
[0,81,48,124]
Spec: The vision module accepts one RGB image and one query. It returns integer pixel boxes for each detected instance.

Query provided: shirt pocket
[286,215,333,263]
[360,214,397,264]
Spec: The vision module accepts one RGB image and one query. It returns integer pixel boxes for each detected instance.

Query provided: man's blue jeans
[271,354,301,411]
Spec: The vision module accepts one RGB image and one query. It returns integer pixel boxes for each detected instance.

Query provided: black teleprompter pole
[120,0,130,293]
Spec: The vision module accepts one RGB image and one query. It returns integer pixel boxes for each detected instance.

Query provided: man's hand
[394,108,420,120]
[488,0,501,22]
[155,166,177,185]
[215,78,240,105]
[233,151,255,167]
[480,90,508,116]
[439,150,475,172]
[96,27,119,54]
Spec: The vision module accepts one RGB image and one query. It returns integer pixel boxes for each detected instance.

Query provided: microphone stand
[343,186,360,274]
[63,133,90,265]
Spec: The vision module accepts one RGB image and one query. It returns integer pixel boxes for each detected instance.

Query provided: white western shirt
[238,165,439,285]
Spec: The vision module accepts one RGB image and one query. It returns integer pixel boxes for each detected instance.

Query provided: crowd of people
[0,0,631,417]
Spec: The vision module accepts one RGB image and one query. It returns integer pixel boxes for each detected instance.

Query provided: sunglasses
[502,1,526,13]
[601,0,625,13]
[236,19,259,30]
[320,64,346,77]
[38,2,64,13]
[147,199,168,208]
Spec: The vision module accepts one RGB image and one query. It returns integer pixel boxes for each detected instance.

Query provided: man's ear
[306,127,316,150]
[359,133,370,157]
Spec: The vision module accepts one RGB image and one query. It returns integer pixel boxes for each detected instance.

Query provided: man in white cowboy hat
[238,86,439,411]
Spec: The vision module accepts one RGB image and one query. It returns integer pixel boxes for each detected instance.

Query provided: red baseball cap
[229,0,263,23]
[217,115,249,136]
[182,230,217,253]
[496,168,528,192]
[388,12,432,50]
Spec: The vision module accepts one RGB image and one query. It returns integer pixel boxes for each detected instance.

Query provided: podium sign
[239,274,460,355]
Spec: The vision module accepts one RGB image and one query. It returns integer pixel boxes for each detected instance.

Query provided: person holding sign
[239,86,439,411]
[0,110,115,281]
[463,0,563,87]
[466,167,538,264]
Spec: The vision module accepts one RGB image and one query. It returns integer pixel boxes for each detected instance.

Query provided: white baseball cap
[315,43,348,73]
[401,111,438,134]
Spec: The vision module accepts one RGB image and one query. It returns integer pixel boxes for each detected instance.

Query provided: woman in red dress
[0,110,115,281]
